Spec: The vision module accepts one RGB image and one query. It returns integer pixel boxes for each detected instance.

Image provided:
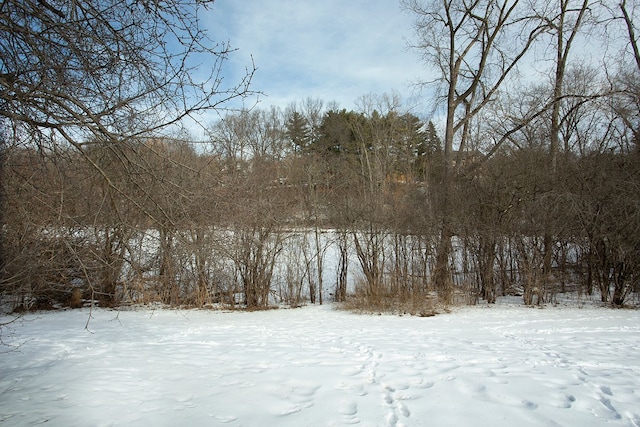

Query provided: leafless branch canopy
[0,0,255,145]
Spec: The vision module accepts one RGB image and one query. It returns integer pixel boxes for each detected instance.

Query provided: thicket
[2,100,639,312]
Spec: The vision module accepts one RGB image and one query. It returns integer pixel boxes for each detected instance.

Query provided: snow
[1,303,639,426]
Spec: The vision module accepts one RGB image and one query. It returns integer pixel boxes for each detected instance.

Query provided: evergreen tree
[421,121,442,156]
[418,120,443,182]
[285,111,311,153]
[314,109,364,155]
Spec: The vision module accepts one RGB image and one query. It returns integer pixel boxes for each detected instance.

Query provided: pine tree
[421,121,442,157]
[285,111,311,153]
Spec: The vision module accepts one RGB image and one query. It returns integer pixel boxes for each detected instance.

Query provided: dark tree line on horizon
[1,0,639,312]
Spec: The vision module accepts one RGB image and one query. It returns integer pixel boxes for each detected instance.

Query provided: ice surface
[1,303,639,426]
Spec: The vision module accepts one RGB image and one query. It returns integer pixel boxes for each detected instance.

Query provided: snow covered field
[1,302,639,426]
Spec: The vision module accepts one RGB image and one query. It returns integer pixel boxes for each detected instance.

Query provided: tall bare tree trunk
[543,0,590,303]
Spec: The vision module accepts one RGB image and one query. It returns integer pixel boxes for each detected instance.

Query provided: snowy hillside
[1,303,639,426]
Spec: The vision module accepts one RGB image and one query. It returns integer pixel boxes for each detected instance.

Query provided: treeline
[2,92,639,311]
[2,0,640,312]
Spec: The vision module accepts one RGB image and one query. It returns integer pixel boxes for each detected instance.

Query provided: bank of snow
[1,303,639,426]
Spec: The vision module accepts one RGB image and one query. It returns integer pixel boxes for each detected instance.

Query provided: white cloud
[204,0,426,111]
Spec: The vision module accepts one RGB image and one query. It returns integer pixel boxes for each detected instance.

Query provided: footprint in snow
[386,412,398,427]
[600,385,613,396]
[410,378,434,389]
[551,392,576,408]
[286,406,305,416]
[334,380,369,396]
[382,382,412,426]
[337,400,360,425]
[598,396,622,420]
[213,415,237,423]
[398,402,410,417]
[384,392,393,404]
[338,400,358,416]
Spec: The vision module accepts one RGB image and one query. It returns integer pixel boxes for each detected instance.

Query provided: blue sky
[203,0,426,112]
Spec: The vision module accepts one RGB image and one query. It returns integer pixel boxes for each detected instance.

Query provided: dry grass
[68,288,84,308]
[338,283,440,317]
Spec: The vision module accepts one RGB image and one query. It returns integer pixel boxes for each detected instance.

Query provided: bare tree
[606,0,640,151]
[0,0,255,308]
[0,0,255,143]
[403,0,546,303]
[534,0,593,300]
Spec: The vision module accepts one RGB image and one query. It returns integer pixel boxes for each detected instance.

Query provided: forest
[1,0,639,312]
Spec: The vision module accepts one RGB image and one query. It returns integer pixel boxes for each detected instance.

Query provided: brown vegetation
[1,0,639,312]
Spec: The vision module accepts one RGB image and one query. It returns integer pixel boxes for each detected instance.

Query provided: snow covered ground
[1,302,639,426]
